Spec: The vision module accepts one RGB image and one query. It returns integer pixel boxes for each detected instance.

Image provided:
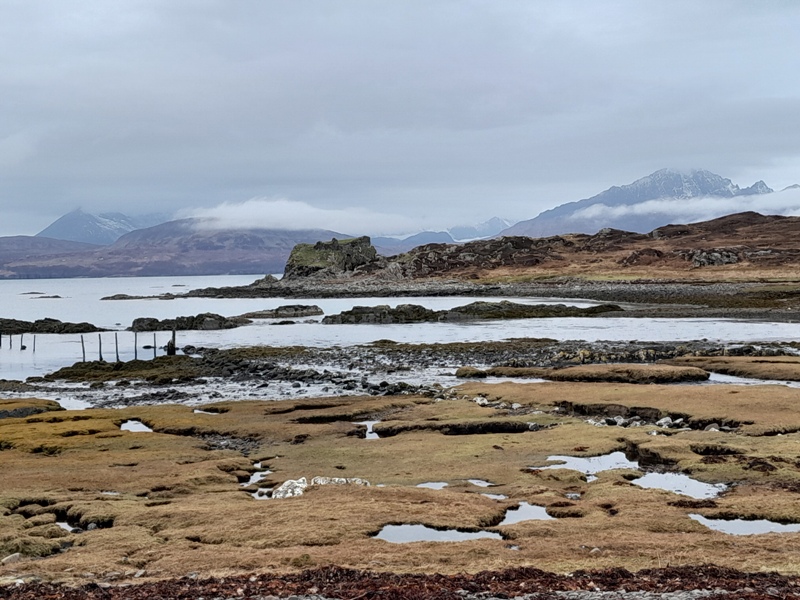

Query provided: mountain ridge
[502,168,775,238]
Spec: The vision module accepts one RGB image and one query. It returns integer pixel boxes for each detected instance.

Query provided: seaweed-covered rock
[323,301,623,324]
[0,317,103,335]
[238,305,323,319]
[129,313,249,332]
[322,304,437,324]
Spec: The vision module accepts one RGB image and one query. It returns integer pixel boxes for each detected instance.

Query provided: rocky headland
[154,212,800,321]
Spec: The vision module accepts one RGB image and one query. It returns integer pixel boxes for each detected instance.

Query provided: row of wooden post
[1,329,177,363]
[0,333,35,351]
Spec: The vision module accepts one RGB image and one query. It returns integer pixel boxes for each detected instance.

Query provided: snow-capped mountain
[501,169,774,238]
[36,209,167,245]
[449,217,512,241]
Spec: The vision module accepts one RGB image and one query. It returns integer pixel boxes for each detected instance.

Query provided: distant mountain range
[4,169,798,278]
[372,218,513,255]
[0,220,348,278]
[501,169,781,238]
[37,209,168,245]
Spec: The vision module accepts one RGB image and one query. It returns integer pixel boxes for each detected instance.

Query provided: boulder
[311,476,370,487]
[271,477,308,499]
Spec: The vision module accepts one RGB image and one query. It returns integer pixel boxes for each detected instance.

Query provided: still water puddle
[243,461,273,493]
[535,452,638,482]
[354,420,380,439]
[633,472,727,499]
[689,514,800,535]
[468,479,494,487]
[119,420,153,432]
[498,502,554,525]
[533,452,726,498]
[374,524,503,543]
[483,493,508,500]
[417,482,448,489]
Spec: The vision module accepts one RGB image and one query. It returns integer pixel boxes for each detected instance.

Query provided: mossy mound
[457,364,709,384]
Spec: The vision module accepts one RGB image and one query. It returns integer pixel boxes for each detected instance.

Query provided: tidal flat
[3,372,800,585]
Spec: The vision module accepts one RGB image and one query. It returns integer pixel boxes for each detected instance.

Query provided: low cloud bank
[569,187,800,225]
[183,198,420,236]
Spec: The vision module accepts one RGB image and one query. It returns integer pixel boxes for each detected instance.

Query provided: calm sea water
[1,275,798,381]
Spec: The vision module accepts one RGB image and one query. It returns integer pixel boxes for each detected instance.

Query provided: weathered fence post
[33,335,36,353]
[134,331,138,360]
[153,333,157,358]
[20,334,25,350]
[166,328,176,356]
[98,334,104,362]
[115,332,120,362]
[81,335,86,362]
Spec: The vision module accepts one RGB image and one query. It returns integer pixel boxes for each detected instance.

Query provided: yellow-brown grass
[2,382,800,583]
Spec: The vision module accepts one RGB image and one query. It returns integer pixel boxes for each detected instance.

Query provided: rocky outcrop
[322,304,436,324]
[129,313,249,332]
[683,248,741,268]
[0,317,103,335]
[283,236,378,280]
[271,476,370,499]
[238,305,323,319]
[322,301,622,324]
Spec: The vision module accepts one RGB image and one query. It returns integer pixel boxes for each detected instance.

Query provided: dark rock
[129,313,249,332]
[238,304,323,319]
[0,317,103,335]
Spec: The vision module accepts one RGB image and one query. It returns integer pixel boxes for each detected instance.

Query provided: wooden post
[134,331,138,360]
[0,332,3,348]
[166,328,176,356]
[81,335,86,362]
[9,334,12,349]
[98,334,104,362]
[153,333,157,358]
[33,335,36,353]
[115,332,120,362]
[19,334,24,350]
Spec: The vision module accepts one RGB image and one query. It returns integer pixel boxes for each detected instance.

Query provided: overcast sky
[1,1,799,236]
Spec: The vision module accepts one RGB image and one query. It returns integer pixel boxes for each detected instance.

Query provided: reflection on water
[119,420,153,432]
[467,479,494,487]
[374,524,502,543]
[354,420,380,439]
[689,514,800,535]
[498,502,554,525]
[534,452,726,499]
[633,472,727,499]
[535,451,638,482]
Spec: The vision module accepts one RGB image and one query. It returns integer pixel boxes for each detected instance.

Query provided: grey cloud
[569,187,800,225]
[1,1,799,235]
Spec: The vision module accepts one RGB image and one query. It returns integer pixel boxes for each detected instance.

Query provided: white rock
[271,477,308,499]
[1,553,21,565]
[311,476,370,487]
